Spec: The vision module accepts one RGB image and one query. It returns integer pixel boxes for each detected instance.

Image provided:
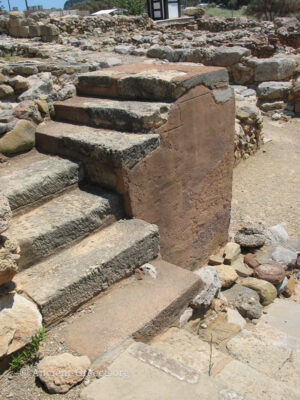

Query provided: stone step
[0,150,83,212]
[7,185,123,269]
[54,259,202,361]
[15,219,160,325]
[215,359,300,400]
[76,63,228,102]
[80,341,246,400]
[36,120,160,169]
[54,96,171,132]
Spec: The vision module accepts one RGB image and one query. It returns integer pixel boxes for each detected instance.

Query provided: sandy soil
[230,116,300,239]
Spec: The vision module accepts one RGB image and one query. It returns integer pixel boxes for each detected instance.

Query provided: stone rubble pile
[188,222,299,326]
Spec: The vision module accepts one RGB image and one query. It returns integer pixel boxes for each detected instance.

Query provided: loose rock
[191,266,221,309]
[240,277,277,306]
[223,285,262,320]
[215,265,238,288]
[37,353,91,393]
[254,263,286,285]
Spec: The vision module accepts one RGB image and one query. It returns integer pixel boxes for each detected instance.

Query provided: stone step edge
[15,219,160,325]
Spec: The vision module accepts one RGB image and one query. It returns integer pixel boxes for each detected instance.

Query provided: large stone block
[254,57,297,82]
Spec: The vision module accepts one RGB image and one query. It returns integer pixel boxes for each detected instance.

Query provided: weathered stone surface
[244,253,259,269]
[272,246,297,269]
[240,277,277,306]
[36,120,160,170]
[8,186,123,268]
[183,6,205,17]
[283,275,295,297]
[0,153,83,210]
[37,353,90,393]
[15,219,160,325]
[208,254,224,265]
[232,257,253,277]
[211,46,250,67]
[0,237,19,285]
[254,263,286,284]
[264,224,289,244]
[0,119,36,155]
[199,312,241,343]
[223,285,262,319]
[0,293,42,358]
[0,84,14,99]
[18,72,53,101]
[151,328,229,375]
[54,96,171,132]
[223,242,241,265]
[257,81,292,101]
[254,57,297,82]
[10,75,29,92]
[215,265,238,288]
[216,359,300,400]
[234,227,265,248]
[0,194,12,233]
[226,308,246,329]
[191,265,221,309]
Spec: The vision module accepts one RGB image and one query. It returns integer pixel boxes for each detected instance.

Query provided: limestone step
[76,63,228,101]
[0,149,83,212]
[7,185,123,269]
[215,359,300,400]
[15,219,160,325]
[56,259,202,361]
[80,341,246,400]
[36,120,160,169]
[54,96,171,132]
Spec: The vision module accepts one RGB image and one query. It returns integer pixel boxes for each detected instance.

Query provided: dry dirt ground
[230,116,300,239]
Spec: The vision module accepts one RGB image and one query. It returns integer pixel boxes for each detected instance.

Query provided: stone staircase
[1,63,234,362]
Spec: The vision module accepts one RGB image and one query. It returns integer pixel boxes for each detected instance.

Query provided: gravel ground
[230,116,300,239]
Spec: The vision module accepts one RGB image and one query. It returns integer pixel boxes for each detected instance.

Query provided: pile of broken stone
[188,222,299,331]
[0,193,43,360]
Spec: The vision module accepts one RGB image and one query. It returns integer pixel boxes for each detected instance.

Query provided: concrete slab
[59,260,202,362]
[254,298,300,351]
[81,343,243,400]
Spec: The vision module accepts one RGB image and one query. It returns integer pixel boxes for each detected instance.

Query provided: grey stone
[240,277,277,306]
[15,219,159,324]
[114,45,135,55]
[0,155,83,210]
[18,72,53,101]
[36,120,160,169]
[223,285,262,319]
[8,185,123,269]
[98,57,122,68]
[48,83,76,102]
[191,265,221,309]
[0,194,12,233]
[0,237,19,285]
[55,97,171,133]
[211,46,250,67]
[234,226,265,248]
[276,276,288,293]
[257,81,292,100]
[254,57,297,82]
[212,87,233,103]
[264,224,289,244]
[272,246,297,269]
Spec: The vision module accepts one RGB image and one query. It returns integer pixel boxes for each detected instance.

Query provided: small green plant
[9,326,47,372]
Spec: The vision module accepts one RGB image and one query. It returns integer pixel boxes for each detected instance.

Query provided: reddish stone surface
[254,263,286,285]
[244,253,260,269]
[123,85,235,268]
